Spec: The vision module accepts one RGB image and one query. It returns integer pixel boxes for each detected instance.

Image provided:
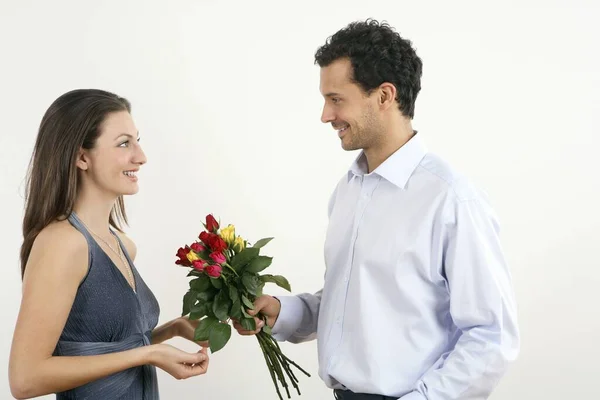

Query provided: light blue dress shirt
[272,134,519,399]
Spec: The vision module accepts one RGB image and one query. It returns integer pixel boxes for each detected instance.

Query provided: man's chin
[340,140,359,151]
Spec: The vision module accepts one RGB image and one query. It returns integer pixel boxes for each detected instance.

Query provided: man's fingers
[232,316,264,335]
[236,329,258,335]
[234,327,262,335]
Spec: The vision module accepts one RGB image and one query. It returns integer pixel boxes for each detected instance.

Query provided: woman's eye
[118,140,129,147]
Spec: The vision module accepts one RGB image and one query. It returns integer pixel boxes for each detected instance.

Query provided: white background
[1,0,598,399]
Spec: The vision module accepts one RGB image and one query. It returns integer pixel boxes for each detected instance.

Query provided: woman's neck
[72,183,118,237]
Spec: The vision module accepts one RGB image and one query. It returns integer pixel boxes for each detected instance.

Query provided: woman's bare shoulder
[25,219,89,281]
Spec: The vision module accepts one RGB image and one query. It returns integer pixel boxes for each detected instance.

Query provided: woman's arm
[151,319,179,344]
[9,223,208,399]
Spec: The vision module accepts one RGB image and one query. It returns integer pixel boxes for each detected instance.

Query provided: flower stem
[258,335,283,400]
[222,262,239,277]
[258,333,291,398]
[255,330,311,399]
[261,334,301,394]
[270,336,311,377]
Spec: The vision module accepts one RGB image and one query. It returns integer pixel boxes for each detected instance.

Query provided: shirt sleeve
[271,290,323,343]
[402,197,520,399]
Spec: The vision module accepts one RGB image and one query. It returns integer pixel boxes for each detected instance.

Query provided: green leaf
[182,290,197,316]
[256,279,265,297]
[197,288,217,302]
[262,324,272,335]
[241,294,255,310]
[212,290,232,322]
[240,316,256,331]
[252,238,273,249]
[230,299,242,320]
[194,316,218,341]
[230,247,259,271]
[209,323,232,353]
[252,237,274,249]
[241,273,260,296]
[259,274,291,292]
[245,256,273,273]
[190,301,211,320]
[210,277,223,289]
[228,285,239,303]
[241,307,254,318]
[187,270,202,277]
[190,275,211,292]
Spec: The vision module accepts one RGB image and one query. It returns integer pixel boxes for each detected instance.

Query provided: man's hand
[233,295,281,335]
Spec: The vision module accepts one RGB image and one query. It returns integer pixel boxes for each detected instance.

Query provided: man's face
[319,58,382,151]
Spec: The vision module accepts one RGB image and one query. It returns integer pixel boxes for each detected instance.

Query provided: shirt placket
[326,174,378,372]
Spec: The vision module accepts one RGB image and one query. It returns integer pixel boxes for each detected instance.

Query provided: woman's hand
[147,344,209,379]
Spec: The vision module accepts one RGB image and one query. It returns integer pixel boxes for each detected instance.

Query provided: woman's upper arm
[10,224,88,375]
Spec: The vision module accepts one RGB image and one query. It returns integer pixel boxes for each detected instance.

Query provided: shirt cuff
[271,295,305,341]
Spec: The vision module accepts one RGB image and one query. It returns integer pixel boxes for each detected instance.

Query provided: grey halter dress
[52,212,160,399]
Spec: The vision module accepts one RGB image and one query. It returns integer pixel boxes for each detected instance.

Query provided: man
[235,19,519,400]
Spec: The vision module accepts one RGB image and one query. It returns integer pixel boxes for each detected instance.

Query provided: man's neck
[364,122,415,173]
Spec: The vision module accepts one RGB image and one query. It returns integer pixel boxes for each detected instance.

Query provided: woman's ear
[76,149,89,171]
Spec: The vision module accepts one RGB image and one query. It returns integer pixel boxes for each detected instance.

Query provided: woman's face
[78,110,147,197]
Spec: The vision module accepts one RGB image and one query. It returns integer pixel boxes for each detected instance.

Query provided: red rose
[210,251,226,264]
[192,260,206,271]
[199,232,228,253]
[206,214,219,232]
[199,231,210,243]
[209,236,227,253]
[205,264,222,278]
[190,242,205,253]
[175,246,192,266]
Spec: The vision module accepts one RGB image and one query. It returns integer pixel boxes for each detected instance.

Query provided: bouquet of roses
[174,214,310,399]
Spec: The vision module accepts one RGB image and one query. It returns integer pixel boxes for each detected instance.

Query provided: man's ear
[75,149,89,171]
[378,82,397,111]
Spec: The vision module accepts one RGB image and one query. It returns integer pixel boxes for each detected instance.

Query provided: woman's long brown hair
[20,89,132,278]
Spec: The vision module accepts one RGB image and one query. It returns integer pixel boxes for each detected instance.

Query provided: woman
[9,89,208,399]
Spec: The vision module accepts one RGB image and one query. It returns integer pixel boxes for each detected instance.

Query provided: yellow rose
[233,236,245,252]
[186,250,200,263]
[219,224,236,245]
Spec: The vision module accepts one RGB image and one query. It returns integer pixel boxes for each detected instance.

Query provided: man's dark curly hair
[315,19,422,119]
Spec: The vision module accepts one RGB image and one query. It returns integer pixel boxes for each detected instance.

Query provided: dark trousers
[333,389,397,400]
